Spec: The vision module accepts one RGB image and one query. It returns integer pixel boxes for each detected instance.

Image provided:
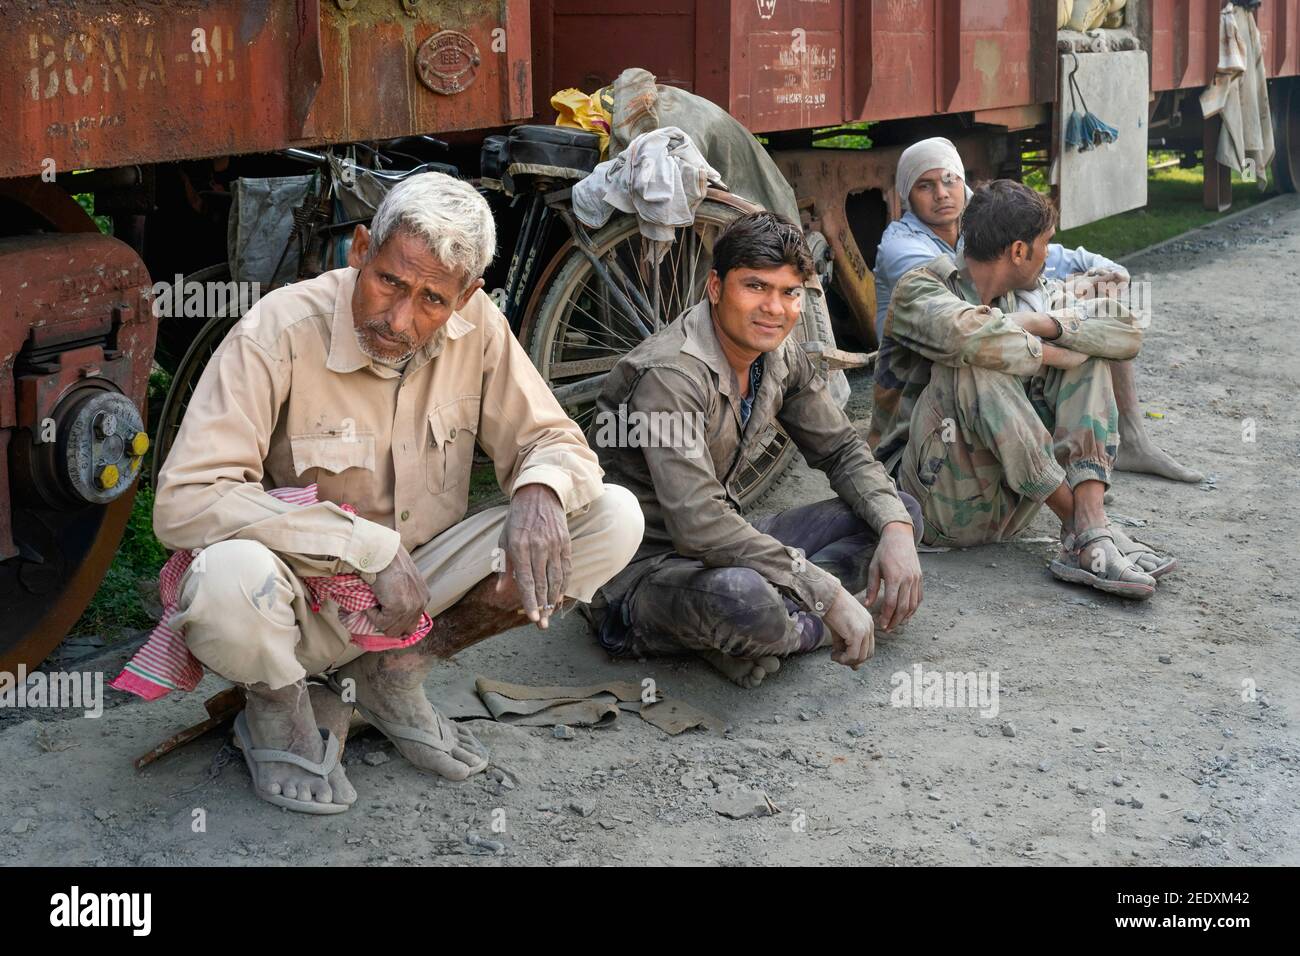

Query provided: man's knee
[174,540,304,688]
[181,540,292,619]
[574,483,644,567]
[703,567,790,648]
[961,364,1035,416]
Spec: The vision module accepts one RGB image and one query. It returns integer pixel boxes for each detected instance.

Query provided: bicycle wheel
[150,310,242,488]
[522,199,798,511]
[151,263,233,373]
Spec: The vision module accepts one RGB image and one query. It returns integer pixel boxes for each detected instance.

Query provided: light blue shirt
[872,210,1124,341]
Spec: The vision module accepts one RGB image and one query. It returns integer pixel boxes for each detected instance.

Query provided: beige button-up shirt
[154,267,604,575]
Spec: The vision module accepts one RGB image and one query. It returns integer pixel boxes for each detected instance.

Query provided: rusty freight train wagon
[0,0,534,670]
[2,0,1298,671]
[531,0,1300,344]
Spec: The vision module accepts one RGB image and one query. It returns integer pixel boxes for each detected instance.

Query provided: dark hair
[961,180,1058,262]
[711,211,815,282]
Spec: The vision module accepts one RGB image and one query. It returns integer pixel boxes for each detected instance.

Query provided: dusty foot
[306,682,357,805]
[698,650,781,689]
[1115,435,1204,483]
[241,680,352,808]
[334,653,488,781]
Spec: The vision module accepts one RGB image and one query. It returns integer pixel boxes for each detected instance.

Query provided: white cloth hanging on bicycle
[572,126,724,247]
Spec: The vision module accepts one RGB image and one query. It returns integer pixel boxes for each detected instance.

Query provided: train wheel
[522,199,798,512]
[0,493,137,672]
[0,182,152,671]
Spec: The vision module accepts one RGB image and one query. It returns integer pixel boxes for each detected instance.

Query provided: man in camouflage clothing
[869,180,1176,600]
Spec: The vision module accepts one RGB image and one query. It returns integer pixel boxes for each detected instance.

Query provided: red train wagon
[531,0,1300,335]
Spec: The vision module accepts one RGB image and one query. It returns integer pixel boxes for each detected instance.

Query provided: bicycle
[152,129,828,509]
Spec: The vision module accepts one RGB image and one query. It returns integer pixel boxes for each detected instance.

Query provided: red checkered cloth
[109,484,430,701]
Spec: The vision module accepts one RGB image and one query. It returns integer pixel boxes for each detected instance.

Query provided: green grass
[1021,150,1282,258]
[72,486,168,639]
[811,120,874,151]
[1055,163,1280,257]
[72,189,113,235]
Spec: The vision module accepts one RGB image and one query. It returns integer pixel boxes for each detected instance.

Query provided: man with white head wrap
[872,137,1202,484]
[869,180,1178,601]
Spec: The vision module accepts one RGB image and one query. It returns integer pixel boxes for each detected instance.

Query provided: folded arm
[887,267,1044,375]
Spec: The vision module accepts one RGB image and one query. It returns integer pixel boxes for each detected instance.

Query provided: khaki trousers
[171,484,643,689]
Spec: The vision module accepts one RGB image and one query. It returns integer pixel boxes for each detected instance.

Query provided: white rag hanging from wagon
[1200,2,1274,187]
[571,125,725,262]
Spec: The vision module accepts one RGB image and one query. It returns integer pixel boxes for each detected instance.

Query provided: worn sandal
[1051,526,1157,600]
[1109,525,1178,578]
[233,711,348,815]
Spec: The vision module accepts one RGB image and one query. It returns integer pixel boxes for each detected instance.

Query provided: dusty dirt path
[2,196,1297,866]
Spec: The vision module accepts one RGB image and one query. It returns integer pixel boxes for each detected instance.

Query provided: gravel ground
[2,196,1297,866]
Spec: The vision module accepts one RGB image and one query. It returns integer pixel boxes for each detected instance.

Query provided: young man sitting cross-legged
[585,212,924,688]
[869,179,1177,600]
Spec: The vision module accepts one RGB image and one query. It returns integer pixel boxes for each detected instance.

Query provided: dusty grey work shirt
[590,298,913,618]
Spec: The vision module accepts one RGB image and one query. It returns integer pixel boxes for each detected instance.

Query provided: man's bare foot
[698,650,780,689]
[333,653,488,781]
[1115,422,1203,483]
[306,682,357,805]
[241,680,352,808]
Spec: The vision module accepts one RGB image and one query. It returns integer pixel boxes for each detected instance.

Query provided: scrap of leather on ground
[472,676,724,735]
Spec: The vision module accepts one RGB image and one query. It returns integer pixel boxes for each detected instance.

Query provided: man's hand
[1040,342,1089,370]
[1067,269,1128,300]
[823,587,875,669]
[498,483,571,629]
[371,545,431,638]
[865,521,923,631]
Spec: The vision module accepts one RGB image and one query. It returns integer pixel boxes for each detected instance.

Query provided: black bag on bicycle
[488,126,601,193]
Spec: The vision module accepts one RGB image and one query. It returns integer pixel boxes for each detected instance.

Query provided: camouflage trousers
[897,357,1118,548]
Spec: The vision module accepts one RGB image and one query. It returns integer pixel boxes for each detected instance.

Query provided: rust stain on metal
[2,1,518,177]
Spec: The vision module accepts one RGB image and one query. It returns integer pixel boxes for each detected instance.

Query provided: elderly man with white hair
[153,172,643,814]
[872,136,1201,484]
